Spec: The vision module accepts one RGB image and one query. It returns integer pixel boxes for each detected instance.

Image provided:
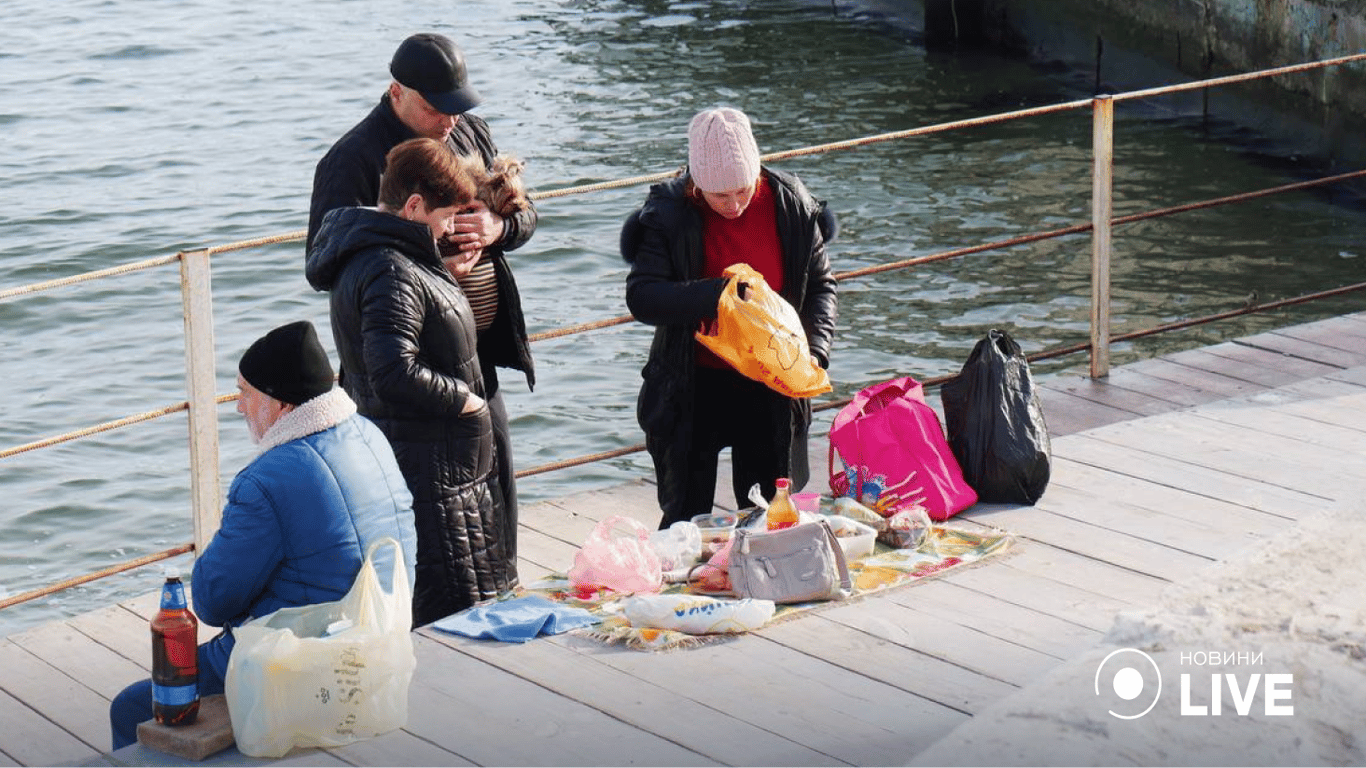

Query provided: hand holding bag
[694,263,832,398]
[225,538,414,758]
[727,520,851,604]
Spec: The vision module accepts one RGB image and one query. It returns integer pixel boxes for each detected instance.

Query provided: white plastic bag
[225,538,414,758]
[648,521,702,570]
[621,593,775,635]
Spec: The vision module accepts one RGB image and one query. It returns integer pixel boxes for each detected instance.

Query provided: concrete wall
[918,0,1366,166]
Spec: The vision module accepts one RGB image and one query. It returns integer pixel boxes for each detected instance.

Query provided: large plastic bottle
[151,566,200,726]
[766,477,799,530]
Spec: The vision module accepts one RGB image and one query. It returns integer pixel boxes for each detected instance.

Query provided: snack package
[622,593,775,635]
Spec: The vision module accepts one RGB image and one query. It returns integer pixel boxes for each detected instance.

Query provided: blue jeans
[110,640,228,751]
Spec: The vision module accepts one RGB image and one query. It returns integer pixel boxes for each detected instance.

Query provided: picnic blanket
[512,522,1014,651]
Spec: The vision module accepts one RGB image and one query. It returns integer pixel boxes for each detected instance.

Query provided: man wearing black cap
[109,321,418,750]
[307,32,535,568]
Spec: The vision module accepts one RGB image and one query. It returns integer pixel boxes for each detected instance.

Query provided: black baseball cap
[389,33,482,116]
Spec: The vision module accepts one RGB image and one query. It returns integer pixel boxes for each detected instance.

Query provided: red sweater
[697,176,783,368]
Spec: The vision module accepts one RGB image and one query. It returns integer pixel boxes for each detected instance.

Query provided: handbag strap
[817,519,853,594]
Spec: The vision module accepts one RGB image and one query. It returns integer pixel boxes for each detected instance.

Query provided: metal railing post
[179,248,221,553]
[1090,95,1115,378]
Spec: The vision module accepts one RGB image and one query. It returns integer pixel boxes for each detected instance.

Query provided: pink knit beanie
[687,107,761,193]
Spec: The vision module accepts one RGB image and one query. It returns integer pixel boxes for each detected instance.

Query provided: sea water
[1,0,1363,637]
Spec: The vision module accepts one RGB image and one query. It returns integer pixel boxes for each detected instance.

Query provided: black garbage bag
[940,329,1051,504]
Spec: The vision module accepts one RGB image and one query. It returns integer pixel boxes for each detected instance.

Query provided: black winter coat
[307,94,535,394]
[621,169,838,518]
[305,206,515,626]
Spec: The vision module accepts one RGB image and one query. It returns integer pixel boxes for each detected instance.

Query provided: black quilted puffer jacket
[306,206,516,626]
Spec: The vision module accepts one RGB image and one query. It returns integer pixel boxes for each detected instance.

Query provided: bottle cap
[163,565,180,580]
[775,478,791,489]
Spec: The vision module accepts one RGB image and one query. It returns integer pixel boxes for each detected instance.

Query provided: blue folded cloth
[431,594,599,643]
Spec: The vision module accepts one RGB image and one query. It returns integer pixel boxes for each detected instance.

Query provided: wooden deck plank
[1073,366,1232,410]
[0,640,109,752]
[1244,329,1366,368]
[1039,371,1194,418]
[1051,432,1333,520]
[1326,363,1366,386]
[1122,357,1266,400]
[1203,340,1345,383]
[1265,390,1366,431]
[513,519,578,575]
[67,603,155,668]
[1030,385,1138,436]
[578,631,961,766]
[885,579,1102,660]
[545,481,663,529]
[105,743,349,766]
[1082,409,1366,493]
[1036,479,1272,558]
[7,620,146,701]
[424,628,833,767]
[1166,343,1338,388]
[806,596,1061,688]
[1046,457,1292,539]
[514,504,601,552]
[0,685,99,767]
[403,634,711,767]
[325,726,472,767]
[945,531,1167,615]
[1192,401,1366,453]
[755,611,1018,715]
[963,505,1213,581]
[1268,314,1366,354]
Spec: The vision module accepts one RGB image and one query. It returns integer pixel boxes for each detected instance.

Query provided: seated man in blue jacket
[109,320,417,750]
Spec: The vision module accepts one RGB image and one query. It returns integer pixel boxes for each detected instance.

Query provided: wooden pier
[2,312,1365,767]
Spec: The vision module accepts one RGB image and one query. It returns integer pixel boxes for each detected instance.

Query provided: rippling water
[2,0,1363,637]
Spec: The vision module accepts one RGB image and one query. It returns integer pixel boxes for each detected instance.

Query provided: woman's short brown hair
[378,138,479,211]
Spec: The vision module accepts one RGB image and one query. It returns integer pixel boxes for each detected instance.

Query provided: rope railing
[3,55,1364,612]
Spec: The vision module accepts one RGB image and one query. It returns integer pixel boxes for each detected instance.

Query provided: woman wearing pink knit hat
[621,106,839,528]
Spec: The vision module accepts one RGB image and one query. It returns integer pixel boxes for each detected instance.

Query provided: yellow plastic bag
[695,263,832,398]
[224,538,414,758]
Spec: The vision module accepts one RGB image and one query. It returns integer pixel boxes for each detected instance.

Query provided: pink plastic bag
[567,516,663,594]
[687,537,735,594]
[828,377,977,521]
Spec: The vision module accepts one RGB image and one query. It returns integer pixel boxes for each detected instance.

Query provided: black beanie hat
[238,321,334,406]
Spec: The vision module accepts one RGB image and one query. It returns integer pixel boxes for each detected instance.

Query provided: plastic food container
[691,511,738,558]
[791,492,823,514]
[823,515,877,560]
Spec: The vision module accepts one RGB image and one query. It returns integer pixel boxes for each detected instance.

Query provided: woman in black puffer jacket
[621,108,838,529]
[306,138,516,626]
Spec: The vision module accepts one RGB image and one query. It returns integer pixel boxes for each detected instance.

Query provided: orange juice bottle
[766,478,799,530]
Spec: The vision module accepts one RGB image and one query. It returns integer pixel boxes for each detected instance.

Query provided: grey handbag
[727,520,852,604]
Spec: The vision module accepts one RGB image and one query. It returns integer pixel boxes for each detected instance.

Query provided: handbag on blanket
[828,376,978,521]
[727,520,851,604]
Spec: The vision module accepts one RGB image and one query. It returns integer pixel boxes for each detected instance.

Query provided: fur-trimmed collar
[255,388,358,453]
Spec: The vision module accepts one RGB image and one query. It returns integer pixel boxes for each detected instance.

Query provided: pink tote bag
[828,377,977,521]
